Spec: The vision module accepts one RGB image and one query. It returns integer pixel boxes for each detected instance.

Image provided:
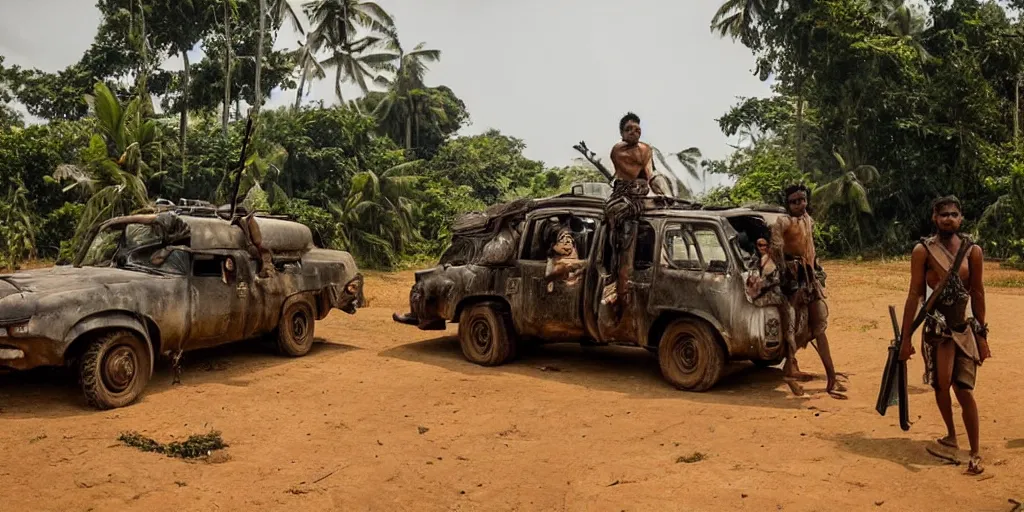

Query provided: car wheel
[278,300,316,357]
[751,357,784,368]
[79,330,152,410]
[458,302,516,366]
[658,318,724,392]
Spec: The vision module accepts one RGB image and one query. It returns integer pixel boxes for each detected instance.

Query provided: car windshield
[80,223,185,274]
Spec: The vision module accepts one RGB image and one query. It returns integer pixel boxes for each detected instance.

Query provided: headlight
[344,275,364,295]
[0,321,30,337]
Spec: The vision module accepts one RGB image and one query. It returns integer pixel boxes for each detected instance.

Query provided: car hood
[0,266,157,299]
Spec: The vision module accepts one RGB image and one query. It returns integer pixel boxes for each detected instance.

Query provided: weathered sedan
[0,206,364,409]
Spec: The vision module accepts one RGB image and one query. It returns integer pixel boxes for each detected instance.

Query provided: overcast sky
[1,0,773,190]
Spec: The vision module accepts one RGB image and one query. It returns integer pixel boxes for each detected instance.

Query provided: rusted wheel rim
[291,309,309,341]
[103,345,138,392]
[469,316,493,354]
[673,334,699,372]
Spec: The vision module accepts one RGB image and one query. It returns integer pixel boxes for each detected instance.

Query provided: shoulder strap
[909,237,973,333]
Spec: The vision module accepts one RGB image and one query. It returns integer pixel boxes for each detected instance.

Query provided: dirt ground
[2,260,1023,512]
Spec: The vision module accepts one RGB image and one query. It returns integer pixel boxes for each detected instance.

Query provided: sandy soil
[2,260,1023,512]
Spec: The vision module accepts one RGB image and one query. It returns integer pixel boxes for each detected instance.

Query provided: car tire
[752,357,784,368]
[277,300,316,357]
[79,330,152,410]
[458,302,516,366]
[658,318,724,392]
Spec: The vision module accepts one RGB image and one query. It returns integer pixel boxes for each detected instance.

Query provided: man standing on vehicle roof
[899,196,990,475]
[770,184,846,399]
[604,112,655,313]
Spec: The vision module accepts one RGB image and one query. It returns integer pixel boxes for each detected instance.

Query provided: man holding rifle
[899,196,991,475]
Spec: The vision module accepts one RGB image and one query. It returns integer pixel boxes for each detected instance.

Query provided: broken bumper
[335,274,365,315]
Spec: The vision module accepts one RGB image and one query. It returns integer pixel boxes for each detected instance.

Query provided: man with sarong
[603,112,654,311]
[770,184,845,398]
[899,196,990,475]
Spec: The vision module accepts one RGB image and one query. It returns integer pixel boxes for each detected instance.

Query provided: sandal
[936,437,959,449]
[966,455,984,475]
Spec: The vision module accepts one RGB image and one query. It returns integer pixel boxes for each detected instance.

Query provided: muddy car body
[395,187,789,391]
[0,206,364,409]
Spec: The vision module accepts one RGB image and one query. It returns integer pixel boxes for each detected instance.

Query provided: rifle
[228,111,256,221]
[877,305,911,430]
[571,140,678,199]
[875,236,973,429]
[572,141,614,183]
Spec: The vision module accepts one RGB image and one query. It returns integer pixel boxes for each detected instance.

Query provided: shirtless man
[899,196,990,475]
[604,112,654,311]
[770,184,845,398]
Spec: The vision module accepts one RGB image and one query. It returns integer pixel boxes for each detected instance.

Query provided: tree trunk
[136,0,153,117]
[179,50,190,171]
[795,75,805,175]
[404,97,413,150]
[335,64,344,103]
[294,71,307,110]
[222,0,233,137]
[254,0,266,115]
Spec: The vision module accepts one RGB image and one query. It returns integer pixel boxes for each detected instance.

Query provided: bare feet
[966,455,984,475]
[936,435,959,449]
[784,379,805,396]
[826,377,848,400]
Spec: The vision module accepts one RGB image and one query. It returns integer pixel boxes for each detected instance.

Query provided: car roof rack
[152,198,294,221]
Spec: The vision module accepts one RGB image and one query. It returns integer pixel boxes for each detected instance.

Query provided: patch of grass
[118,430,227,459]
[860,320,880,332]
[989,276,1024,288]
[676,452,707,464]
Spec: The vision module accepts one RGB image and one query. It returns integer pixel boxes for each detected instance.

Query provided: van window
[662,224,728,272]
[521,214,599,261]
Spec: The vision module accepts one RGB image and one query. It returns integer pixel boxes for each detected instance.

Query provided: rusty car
[392,185,789,392]
[0,202,364,409]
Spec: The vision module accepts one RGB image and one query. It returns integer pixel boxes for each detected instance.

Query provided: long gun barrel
[572,141,614,183]
[228,112,256,220]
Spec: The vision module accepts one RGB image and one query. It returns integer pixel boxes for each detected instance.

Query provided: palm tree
[292,35,327,109]
[813,150,879,248]
[317,32,396,102]
[304,0,396,102]
[331,160,422,268]
[254,0,308,115]
[710,0,773,48]
[370,38,441,149]
[652,146,701,198]
[867,0,932,63]
[304,0,394,47]
[53,82,156,241]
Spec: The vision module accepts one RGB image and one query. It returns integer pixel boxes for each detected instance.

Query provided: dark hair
[619,112,641,132]
[781,183,812,214]
[783,183,811,202]
[931,195,962,215]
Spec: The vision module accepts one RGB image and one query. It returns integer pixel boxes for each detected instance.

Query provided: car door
[650,221,733,326]
[186,252,250,348]
[514,210,601,341]
[592,218,658,344]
